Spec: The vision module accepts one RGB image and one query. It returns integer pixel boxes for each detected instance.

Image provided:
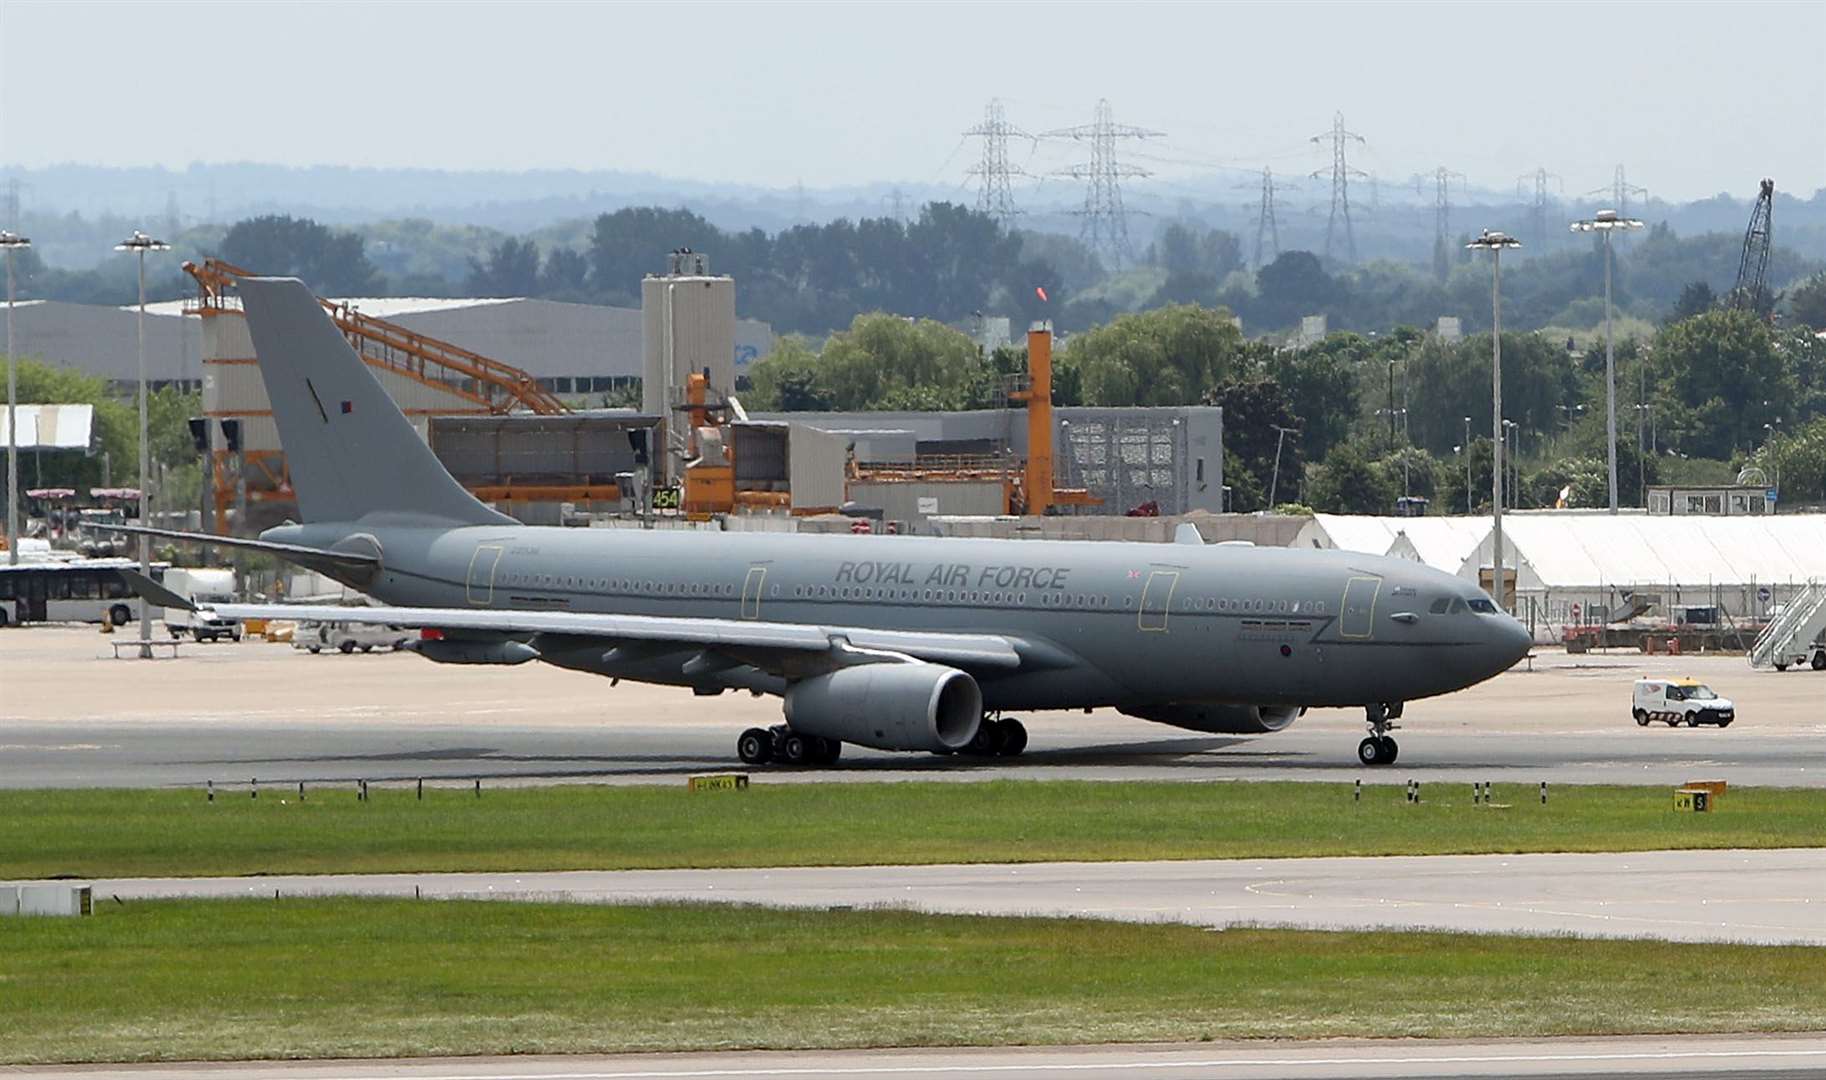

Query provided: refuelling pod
[785,663,982,752]
[1120,702,1302,734]
[404,637,540,666]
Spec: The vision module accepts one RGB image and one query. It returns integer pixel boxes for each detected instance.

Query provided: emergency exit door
[741,565,767,620]
[466,544,503,606]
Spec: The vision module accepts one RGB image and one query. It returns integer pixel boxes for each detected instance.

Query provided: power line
[1587,164,1648,217]
[1235,166,1281,268]
[1309,111,1368,263]
[1516,167,1563,254]
[1429,166,1467,281]
[1044,99,1164,268]
[963,99,1031,222]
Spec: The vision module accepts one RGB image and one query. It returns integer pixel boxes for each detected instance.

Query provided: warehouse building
[3,295,774,396]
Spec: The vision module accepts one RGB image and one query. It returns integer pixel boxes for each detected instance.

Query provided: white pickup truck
[1632,678,1736,727]
[293,619,409,655]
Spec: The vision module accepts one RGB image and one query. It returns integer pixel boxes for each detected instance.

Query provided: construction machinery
[1730,179,1775,315]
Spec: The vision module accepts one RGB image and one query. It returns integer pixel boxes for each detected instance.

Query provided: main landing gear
[963,716,1028,758]
[738,725,844,767]
[733,716,1030,767]
[1357,701,1403,766]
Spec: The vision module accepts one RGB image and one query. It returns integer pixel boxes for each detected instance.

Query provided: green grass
[2,899,1822,1064]
[4,781,1822,881]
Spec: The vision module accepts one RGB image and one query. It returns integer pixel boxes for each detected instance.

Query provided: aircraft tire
[965,721,1002,757]
[780,732,810,766]
[997,718,1028,757]
[813,737,843,765]
[737,728,772,765]
[1358,736,1393,767]
[1381,736,1399,764]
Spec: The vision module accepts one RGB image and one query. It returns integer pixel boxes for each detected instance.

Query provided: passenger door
[741,564,768,620]
[1138,569,1180,633]
[466,544,504,606]
[1339,575,1381,640]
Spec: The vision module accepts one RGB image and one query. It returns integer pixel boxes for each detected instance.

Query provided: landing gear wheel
[1357,737,1389,766]
[809,737,842,765]
[737,727,772,765]
[1634,709,1650,726]
[780,732,810,766]
[1379,736,1399,764]
[996,718,1028,757]
[965,720,1003,757]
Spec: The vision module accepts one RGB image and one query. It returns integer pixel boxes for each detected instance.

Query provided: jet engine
[785,663,982,753]
[1120,702,1303,734]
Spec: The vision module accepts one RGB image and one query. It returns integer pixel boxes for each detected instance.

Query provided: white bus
[0,559,168,627]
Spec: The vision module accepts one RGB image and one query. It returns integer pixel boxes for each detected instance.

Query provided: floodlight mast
[1570,209,1644,514]
[1,230,29,567]
[1466,230,1520,611]
[114,230,171,655]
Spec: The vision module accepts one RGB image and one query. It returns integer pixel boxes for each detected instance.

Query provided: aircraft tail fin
[236,276,514,527]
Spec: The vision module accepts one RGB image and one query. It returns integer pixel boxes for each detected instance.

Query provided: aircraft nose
[1494,615,1532,668]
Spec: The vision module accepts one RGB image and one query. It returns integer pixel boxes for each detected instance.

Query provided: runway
[69,847,1826,945]
[3,628,1824,788]
[11,1035,1826,1079]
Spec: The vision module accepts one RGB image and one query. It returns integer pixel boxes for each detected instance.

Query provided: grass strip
[4,781,1822,880]
[3,898,1823,1064]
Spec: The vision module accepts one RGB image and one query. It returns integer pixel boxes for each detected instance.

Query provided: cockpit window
[1467,598,1498,614]
[1449,598,1468,614]
[1429,598,1450,614]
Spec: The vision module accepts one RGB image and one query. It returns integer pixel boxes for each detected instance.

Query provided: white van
[161,567,242,643]
[1632,678,1736,727]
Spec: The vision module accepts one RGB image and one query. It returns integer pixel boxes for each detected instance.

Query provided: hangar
[1298,511,1826,639]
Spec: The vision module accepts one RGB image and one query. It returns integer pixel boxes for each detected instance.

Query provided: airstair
[1749,581,1826,670]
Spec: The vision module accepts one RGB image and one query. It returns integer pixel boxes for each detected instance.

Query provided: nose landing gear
[1357,701,1402,766]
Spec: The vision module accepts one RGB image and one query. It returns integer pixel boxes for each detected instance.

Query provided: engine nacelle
[1121,702,1303,734]
[785,663,982,752]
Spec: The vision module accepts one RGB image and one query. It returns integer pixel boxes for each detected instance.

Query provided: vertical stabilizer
[237,276,514,526]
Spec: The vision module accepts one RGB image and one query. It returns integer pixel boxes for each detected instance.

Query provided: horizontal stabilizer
[94,523,380,583]
[115,569,196,612]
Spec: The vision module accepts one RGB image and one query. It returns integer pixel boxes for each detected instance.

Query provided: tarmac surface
[65,847,1826,945]
[2,627,1822,788]
[10,1036,1826,1079]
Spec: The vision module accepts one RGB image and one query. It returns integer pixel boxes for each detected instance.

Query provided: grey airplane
[119,276,1532,768]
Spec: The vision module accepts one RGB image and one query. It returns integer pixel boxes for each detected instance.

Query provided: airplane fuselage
[272,519,1532,712]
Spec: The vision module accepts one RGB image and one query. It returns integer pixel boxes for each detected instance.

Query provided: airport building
[4,293,774,396]
[1299,511,1826,640]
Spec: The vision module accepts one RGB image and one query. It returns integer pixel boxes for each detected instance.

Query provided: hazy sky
[4,0,1823,202]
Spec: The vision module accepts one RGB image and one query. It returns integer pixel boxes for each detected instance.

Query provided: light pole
[1467,230,1520,610]
[1463,416,1472,515]
[1268,424,1299,509]
[1570,209,1643,513]
[115,230,170,655]
[1,230,29,566]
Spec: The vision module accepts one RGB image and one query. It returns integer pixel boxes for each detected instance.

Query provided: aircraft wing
[196,600,1045,672]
